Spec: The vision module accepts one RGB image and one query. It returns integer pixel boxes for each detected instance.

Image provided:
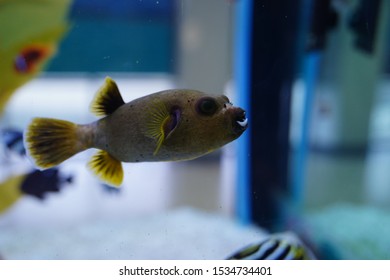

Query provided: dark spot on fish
[14,46,50,74]
[135,159,139,162]
[139,153,144,158]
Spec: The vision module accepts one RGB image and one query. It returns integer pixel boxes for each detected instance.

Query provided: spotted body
[93,90,244,162]
[25,77,248,187]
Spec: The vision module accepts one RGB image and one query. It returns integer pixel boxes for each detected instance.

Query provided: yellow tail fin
[24,117,85,169]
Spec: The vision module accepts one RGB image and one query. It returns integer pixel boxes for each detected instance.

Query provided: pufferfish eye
[196,97,218,116]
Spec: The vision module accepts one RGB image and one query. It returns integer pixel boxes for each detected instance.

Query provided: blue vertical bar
[291,52,322,206]
[235,0,253,225]
[290,0,323,207]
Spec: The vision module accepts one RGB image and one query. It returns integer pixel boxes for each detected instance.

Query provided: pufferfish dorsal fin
[90,77,125,117]
[88,150,124,187]
[145,100,181,156]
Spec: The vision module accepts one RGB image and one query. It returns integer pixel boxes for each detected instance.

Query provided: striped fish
[227,232,315,260]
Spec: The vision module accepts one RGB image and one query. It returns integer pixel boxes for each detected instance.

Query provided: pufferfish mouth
[233,109,248,134]
[237,117,248,128]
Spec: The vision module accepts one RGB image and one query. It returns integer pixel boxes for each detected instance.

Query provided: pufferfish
[24,77,248,187]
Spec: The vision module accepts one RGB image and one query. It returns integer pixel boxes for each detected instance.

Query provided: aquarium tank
[0,0,389,260]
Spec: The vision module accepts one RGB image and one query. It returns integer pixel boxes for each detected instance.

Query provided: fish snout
[232,107,248,134]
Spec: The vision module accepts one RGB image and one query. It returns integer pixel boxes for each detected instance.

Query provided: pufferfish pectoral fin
[88,150,124,187]
[90,77,125,117]
[144,101,181,156]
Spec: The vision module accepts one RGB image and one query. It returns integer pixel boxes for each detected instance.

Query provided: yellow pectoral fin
[145,101,181,156]
[88,150,124,187]
[145,101,169,155]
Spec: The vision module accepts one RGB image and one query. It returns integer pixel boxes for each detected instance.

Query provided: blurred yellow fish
[25,77,248,187]
[0,0,71,112]
[0,174,23,213]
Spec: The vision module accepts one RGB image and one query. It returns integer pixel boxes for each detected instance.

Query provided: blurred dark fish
[227,232,316,260]
[2,128,25,155]
[25,77,248,187]
[0,168,72,213]
[0,0,71,112]
[21,168,72,199]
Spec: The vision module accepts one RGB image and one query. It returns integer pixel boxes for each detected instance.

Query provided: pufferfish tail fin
[88,150,124,187]
[90,76,125,117]
[25,118,88,169]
